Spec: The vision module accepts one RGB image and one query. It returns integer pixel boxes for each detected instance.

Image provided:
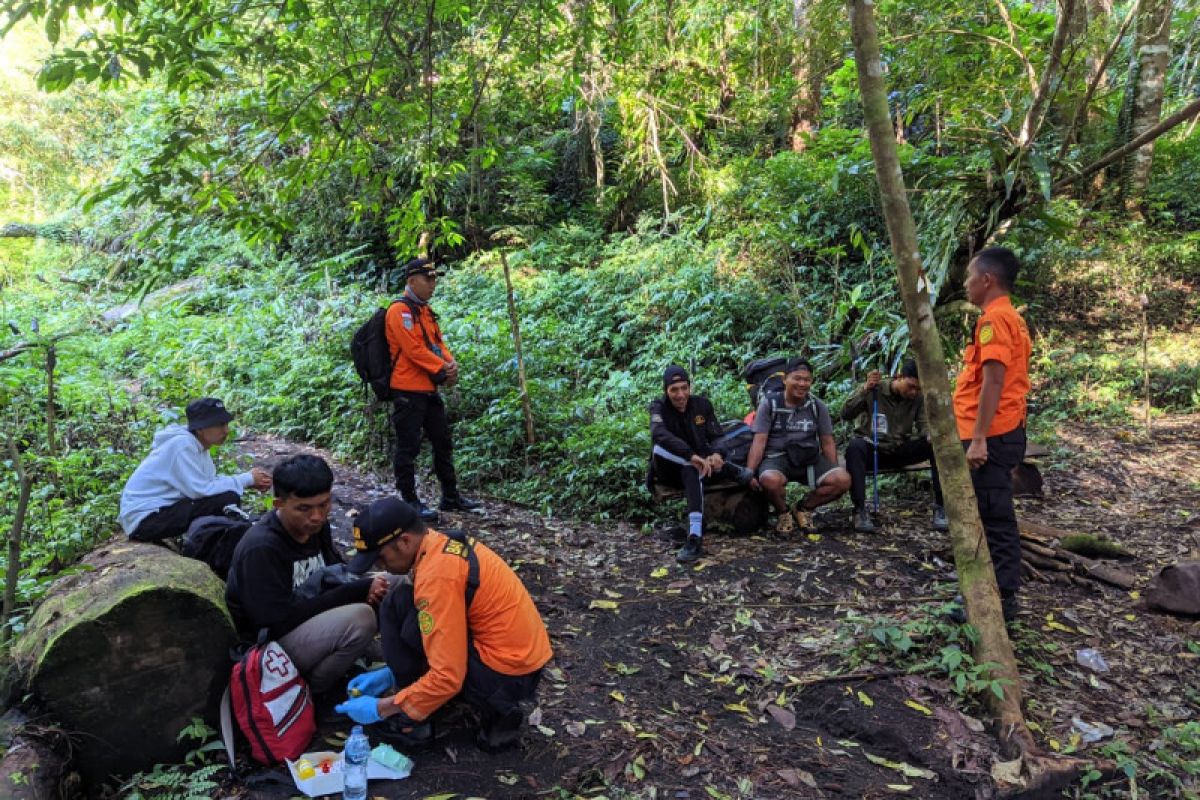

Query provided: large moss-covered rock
[11,540,237,786]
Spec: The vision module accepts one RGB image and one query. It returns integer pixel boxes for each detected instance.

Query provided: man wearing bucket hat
[386,257,482,522]
[336,497,552,751]
[119,397,272,542]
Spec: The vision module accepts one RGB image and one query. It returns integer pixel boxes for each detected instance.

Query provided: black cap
[403,257,445,280]
[348,497,422,574]
[663,365,690,391]
[185,398,234,432]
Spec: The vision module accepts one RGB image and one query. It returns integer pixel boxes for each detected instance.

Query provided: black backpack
[350,300,403,401]
[741,356,788,408]
[714,421,754,467]
[183,514,254,581]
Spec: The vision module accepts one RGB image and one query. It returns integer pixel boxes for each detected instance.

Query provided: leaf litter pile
[239,414,1200,799]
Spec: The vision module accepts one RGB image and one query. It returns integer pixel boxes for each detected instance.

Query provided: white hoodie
[118,424,252,536]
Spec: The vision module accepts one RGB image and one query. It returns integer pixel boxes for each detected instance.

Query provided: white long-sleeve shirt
[118,424,251,535]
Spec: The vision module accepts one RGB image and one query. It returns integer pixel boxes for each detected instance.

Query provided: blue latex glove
[335,695,382,725]
[347,666,395,698]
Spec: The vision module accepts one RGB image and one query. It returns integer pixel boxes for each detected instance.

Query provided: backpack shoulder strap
[444,528,480,609]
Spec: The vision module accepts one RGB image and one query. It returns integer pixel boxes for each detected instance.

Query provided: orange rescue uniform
[390,530,553,721]
[385,298,454,393]
[953,295,1032,440]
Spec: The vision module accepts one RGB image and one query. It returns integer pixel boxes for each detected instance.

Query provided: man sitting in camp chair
[841,360,947,533]
[648,365,754,563]
[745,358,850,534]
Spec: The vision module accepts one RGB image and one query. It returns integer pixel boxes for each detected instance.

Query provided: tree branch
[1019,0,1076,147]
[1058,0,1140,158]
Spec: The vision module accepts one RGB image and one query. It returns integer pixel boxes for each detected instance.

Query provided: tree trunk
[10,540,238,786]
[848,2,1083,789]
[788,0,822,151]
[499,250,536,445]
[1120,0,1172,209]
[2,436,32,644]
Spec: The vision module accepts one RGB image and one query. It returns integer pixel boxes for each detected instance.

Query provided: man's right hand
[250,468,272,492]
[689,455,712,478]
[864,370,882,392]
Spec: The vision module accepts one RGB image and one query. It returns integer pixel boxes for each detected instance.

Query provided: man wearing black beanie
[648,365,754,562]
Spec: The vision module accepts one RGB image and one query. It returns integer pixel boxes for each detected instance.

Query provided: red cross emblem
[264,648,292,677]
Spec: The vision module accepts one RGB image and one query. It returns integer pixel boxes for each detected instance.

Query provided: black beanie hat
[663,365,690,391]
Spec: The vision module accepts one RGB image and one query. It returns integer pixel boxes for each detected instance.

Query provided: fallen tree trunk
[1018,521,1139,589]
[11,540,237,788]
[0,710,76,800]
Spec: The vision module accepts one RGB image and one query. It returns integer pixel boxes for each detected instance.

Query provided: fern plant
[119,718,228,800]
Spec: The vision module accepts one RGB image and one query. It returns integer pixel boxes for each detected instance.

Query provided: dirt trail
[229,416,1200,799]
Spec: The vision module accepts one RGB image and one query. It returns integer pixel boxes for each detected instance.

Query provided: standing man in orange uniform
[952,247,1032,622]
[386,258,481,521]
[336,498,553,751]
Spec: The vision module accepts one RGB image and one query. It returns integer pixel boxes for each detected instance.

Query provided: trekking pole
[871,384,880,514]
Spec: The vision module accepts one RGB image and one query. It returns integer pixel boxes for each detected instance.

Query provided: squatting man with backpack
[745,358,850,534]
[648,365,754,563]
[225,455,389,700]
[386,258,482,521]
[119,397,271,542]
[335,497,553,751]
[841,359,948,534]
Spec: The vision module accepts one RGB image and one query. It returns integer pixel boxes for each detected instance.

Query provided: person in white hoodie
[119,397,272,542]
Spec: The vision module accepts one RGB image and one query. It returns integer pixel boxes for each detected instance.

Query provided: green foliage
[118,718,227,800]
[837,602,1012,703]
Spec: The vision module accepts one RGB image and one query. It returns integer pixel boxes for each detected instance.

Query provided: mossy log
[11,540,237,786]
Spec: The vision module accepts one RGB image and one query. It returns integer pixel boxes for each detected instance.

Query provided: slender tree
[1120,0,1173,209]
[847,0,1084,788]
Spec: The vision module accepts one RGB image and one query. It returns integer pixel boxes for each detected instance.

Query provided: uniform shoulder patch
[443,538,468,559]
[401,312,414,330]
[650,413,663,424]
[417,609,435,635]
[979,322,994,345]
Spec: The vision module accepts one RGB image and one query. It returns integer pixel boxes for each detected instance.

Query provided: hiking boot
[773,512,796,536]
[476,709,524,752]
[792,506,815,533]
[945,595,1021,625]
[931,505,949,532]
[440,494,483,512]
[373,717,434,749]
[852,507,875,533]
[676,535,704,563]
[405,499,439,522]
[1001,594,1020,623]
[945,595,968,624]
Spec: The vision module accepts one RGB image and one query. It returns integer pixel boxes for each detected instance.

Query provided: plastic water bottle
[343,725,370,800]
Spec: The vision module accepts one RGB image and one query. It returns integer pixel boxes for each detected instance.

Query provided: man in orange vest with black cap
[386,258,482,521]
[952,246,1033,622]
[336,498,552,751]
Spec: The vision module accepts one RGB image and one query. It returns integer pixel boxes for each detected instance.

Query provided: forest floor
[230,413,1200,800]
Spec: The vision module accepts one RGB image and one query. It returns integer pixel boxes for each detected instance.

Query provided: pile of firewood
[1018,521,1137,590]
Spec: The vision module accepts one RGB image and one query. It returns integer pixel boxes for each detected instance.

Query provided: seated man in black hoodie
[226,454,389,696]
[649,365,754,563]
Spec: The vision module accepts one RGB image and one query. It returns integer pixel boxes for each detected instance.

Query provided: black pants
[379,583,541,724]
[844,437,943,509]
[129,491,241,543]
[964,427,1025,598]
[652,457,745,515]
[392,391,458,501]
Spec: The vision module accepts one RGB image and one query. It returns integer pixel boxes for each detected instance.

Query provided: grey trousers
[278,604,378,694]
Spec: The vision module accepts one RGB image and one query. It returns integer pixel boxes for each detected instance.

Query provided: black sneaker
[931,505,949,532]
[373,718,434,749]
[676,535,704,563]
[852,507,875,533]
[476,710,524,752]
[409,500,439,523]
[440,494,483,512]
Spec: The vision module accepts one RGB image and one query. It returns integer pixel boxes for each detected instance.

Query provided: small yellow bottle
[295,759,315,780]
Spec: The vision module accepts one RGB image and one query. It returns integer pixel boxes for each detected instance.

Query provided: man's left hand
[366,575,390,607]
[335,695,383,725]
[966,438,988,469]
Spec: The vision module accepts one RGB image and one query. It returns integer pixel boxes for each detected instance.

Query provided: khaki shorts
[757,452,840,488]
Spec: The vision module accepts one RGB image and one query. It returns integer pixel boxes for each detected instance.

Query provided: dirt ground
[226,414,1200,800]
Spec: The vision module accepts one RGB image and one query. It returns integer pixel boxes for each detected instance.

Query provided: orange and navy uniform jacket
[389,530,553,722]
[385,293,454,393]
[953,295,1032,440]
